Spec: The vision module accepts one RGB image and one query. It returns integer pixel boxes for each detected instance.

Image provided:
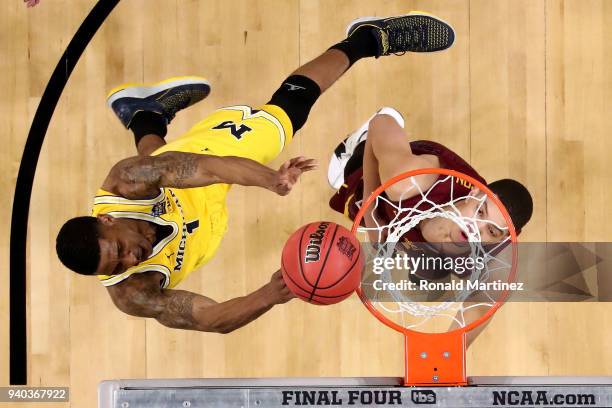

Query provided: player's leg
[329,107,438,201]
[365,112,439,200]
[354,114,436,236]
[367,114,424,183]
[204,12,454,170]
[268,12,455,136]
[328,107,405,189]
[106,77,211,156]
[133,134,166,157]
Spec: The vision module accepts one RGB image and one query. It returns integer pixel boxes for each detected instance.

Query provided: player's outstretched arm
[106,271,294,333]
[102,151,317,199]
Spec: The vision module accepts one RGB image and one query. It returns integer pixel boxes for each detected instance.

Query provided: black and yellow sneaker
[346,11,455,56]
[106,76,211,128]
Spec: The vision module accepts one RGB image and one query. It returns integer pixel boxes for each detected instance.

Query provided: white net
[355,173,516,333]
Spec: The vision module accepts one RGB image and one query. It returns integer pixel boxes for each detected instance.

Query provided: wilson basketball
[281,221,363,305]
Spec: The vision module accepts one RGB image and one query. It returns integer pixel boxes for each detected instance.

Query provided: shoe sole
[106,76,211,108]
[328,156,347,189]
[346,11,455,51]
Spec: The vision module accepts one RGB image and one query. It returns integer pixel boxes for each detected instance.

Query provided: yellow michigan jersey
[94,104,293,289]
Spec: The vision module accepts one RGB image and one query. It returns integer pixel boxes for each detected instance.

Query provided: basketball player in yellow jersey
[56,13,456,333]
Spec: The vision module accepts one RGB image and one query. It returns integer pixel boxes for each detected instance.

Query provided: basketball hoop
[351,168,518,386]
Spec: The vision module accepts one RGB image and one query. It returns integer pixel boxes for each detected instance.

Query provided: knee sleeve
[267,75,321,133]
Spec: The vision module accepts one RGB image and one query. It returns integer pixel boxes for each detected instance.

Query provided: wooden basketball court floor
[2,0,612,406]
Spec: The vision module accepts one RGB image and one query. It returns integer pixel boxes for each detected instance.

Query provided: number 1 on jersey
[186,220,199,234]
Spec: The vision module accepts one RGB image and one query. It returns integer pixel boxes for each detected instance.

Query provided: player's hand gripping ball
[281,221,363,305]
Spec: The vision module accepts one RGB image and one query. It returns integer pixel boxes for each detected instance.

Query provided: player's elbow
[195,310,240,334]
[109,289,161,319]
[199,316,238,334]
[113,297,159,319]
[155,308,237,334]
[214,325,235,334]
[170,319,236,334]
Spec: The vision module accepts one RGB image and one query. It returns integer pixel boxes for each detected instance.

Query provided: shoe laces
[386,17,429,54]
[158,89,207,119]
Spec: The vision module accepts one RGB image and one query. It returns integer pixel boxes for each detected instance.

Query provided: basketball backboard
[98,376,612,407]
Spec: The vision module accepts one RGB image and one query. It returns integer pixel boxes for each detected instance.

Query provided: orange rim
[351,168,518,336]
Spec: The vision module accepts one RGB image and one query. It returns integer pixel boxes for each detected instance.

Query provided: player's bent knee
[368,116,410,154]
[369,114,404,134]
[268,75,322,133]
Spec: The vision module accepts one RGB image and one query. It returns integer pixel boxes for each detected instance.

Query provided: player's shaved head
[56,216,101,275]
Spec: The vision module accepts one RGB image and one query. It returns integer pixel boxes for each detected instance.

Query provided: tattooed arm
[106,271,294,333]
[102,151,316,199]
